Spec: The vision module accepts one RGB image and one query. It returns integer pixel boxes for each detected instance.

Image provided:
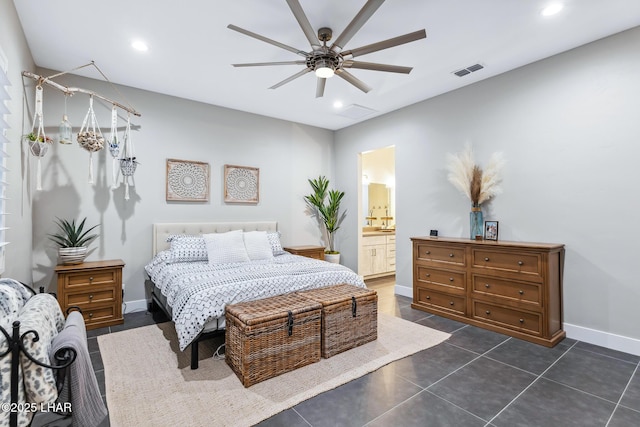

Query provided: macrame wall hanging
[26,86,50,190]
[115,114,138,200]
[22,62,142,195]
[77,96,105,184]
[108,106,121,187]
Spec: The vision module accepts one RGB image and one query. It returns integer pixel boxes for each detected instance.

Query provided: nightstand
[54,259,125,330]
[283,245,326,260]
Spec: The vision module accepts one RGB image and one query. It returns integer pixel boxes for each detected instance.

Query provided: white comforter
[145,252,366,350]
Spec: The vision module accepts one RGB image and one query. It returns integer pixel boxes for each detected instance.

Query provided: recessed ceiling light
[541,3,563,16]
[131,40,149,52]
[333,101,343,109]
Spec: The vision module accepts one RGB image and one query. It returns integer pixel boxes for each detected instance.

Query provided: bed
[144,221,366,369]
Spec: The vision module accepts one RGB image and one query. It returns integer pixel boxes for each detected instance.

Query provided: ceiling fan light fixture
[315,59,335,78]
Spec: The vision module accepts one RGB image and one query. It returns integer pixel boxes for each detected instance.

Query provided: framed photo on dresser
[484,221,499,241]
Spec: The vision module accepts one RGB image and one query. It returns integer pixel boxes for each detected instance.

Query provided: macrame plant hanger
[77,95,105,184]
[28,85,49,191]
[108,105,121,187]
[118,113,138,200]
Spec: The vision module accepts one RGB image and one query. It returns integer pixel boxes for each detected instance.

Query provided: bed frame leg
[191,340,199,370]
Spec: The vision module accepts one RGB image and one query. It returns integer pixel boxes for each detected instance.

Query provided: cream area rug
[98,313,450,427]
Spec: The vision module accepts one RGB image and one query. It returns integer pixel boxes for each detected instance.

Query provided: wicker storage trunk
[225,293,322,387]
[297,284,378,358]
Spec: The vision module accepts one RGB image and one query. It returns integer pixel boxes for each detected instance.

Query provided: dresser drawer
[386,244,396,258]
[472,249,542,278]
[63,269,118,290]
[472,275,541,307]
[416,266,465,293]
[415,243,465,267]
[64,287,117,307]
[81,305,117,325]
[416,287,466,315]
[473,301,541,335]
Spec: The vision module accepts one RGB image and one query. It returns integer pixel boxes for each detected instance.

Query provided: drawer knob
[89,276,94,282]
[89,294,94,300]
[484,257,490,262]
[519,290,524,295]
[425,250,430,255]
[485,283,490,288]
[485,310,491,315]
[449,277,454,282]
[88,312,93,318]
[425,273,430,277]
[519,319,524,323]
[426,295,431,300]
[449,253,454,258]
[518,261,524,266]
[449,301,454,306]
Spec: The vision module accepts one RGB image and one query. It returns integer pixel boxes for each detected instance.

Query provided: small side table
[55,259,125,330]
[283,245,326,260]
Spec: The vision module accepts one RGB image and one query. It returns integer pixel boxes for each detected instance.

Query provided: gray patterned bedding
[145,251,366,350]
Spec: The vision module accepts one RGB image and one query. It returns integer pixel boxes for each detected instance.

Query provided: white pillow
[203,230,250,264]
[243,231,274,261]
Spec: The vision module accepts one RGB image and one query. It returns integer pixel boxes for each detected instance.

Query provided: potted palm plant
[304,176,346,263]
[48,217,99,265]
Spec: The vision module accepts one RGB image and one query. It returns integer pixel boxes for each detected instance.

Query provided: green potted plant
[48,217,99,265]
[304,176,346,263]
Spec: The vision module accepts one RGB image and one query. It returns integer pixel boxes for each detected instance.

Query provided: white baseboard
[564,323,640,357]
[395,285,412,299]
[123,298,148,314]
[394,285,640,357]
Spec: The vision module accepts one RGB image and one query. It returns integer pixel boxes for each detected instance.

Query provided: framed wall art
[484,220,499,241]
[166,159,210,202]
[224,164,259,204]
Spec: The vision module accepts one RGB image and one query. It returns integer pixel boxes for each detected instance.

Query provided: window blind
[0,47,10,275]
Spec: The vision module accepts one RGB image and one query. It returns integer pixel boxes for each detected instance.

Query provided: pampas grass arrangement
[446,144,505,206]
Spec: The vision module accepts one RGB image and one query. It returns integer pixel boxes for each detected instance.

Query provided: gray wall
[30,71,335,305]
[1,0,35,282]
[335,27,640,351]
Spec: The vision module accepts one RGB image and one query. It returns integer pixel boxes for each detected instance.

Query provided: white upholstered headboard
[152,221,278,255]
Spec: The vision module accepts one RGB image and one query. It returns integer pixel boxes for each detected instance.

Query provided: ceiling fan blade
[342,60,413,74]
[331,0,385,53]
[269,68,312,90]
[342,29,426,59]
[335,69,372,93]
[232,61,306,67]
[286,0,322,50]
[227,24,307,57]
[316,77,326,98]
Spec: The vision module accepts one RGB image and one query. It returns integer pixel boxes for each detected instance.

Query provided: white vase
[58,246,88,265]
[324,253,340,264]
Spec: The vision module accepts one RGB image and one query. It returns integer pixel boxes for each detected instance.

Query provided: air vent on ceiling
[453,63,484,77]
[337,104,377,120]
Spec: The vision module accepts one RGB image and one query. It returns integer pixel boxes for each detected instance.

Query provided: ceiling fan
[228,0,427,98]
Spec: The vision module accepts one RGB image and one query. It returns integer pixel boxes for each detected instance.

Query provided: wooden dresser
[283,245,325,260]
[411,237,565,347]
[55,259,125,330]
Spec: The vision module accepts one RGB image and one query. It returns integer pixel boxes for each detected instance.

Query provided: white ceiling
[12,0,640,130]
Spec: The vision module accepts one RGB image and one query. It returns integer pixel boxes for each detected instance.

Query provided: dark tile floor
[34,276,640,426]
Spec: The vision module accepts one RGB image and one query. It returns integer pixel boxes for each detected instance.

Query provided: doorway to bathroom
[359,146,395,279]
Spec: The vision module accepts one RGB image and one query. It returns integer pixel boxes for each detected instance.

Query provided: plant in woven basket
[304,176,346,256]
[24,132,53,143]
[48,217,99,265]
